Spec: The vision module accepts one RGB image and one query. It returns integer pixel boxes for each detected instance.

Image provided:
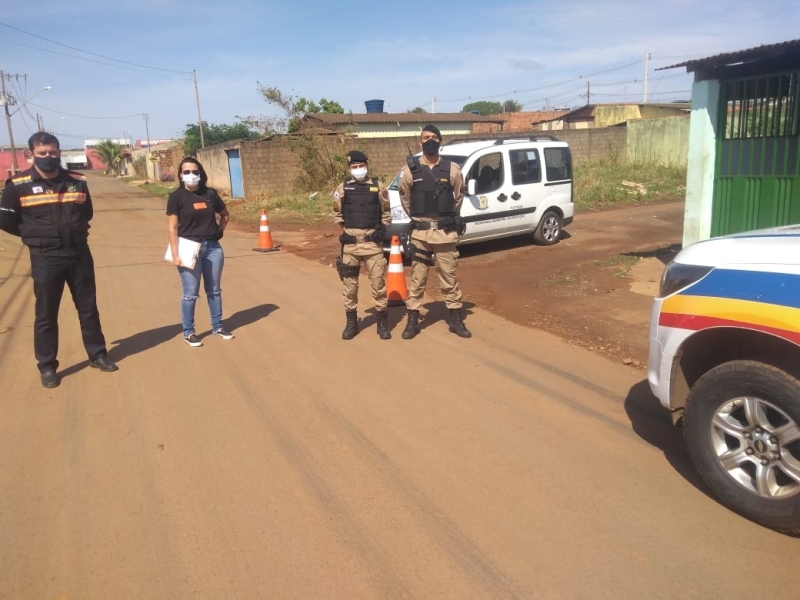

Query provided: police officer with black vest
[0,132,118,388]
[396,125,471,339]
[332,151,392,340]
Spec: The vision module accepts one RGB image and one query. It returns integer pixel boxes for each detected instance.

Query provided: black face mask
[34,156,60,173]
[422,139,440,156]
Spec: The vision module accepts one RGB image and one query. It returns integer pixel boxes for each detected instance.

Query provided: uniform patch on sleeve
[382,201,390,210]
[380,189,388,200]
[333,191,340,199]
[333,202,340,212]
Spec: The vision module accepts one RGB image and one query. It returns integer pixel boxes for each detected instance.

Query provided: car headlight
[659,262,713,297]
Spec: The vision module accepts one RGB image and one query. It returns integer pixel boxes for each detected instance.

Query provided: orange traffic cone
[387,235,408,306]
[252,209,280,252]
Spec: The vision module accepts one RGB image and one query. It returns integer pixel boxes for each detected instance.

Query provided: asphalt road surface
[1,174,798,599]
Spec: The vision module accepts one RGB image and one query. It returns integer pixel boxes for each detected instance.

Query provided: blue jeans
[178,240,224,337]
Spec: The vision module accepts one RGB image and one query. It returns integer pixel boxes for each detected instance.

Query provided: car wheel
[683,360,800,534]
[533,210,562,245]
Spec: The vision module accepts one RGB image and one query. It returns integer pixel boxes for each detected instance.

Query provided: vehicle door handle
[497,193,507,202]
[511,192,521,200]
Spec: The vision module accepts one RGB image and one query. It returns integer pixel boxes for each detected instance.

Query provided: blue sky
[1,0,798,148]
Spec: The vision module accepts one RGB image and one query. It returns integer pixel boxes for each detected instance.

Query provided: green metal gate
[712,71,800,236]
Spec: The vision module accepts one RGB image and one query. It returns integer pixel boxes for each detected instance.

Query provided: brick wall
[205,127,629,198]
[473,110,571,133]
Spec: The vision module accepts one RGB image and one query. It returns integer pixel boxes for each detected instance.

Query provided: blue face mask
[34,156,60,173]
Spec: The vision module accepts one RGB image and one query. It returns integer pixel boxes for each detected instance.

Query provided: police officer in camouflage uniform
[332,151,392,340]
[396,125,471,340]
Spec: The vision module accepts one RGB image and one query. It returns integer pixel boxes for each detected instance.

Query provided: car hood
[675,225,800,269]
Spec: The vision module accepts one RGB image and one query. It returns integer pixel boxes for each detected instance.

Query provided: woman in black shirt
[166,157,233,347]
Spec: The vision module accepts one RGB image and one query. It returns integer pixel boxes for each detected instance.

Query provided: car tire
[683,360,800,535]
[533,210,562,246]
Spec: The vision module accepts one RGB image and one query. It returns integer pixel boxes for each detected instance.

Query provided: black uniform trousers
[30,246,108,371]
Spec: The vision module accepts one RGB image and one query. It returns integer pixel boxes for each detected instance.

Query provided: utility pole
[643,52,650,103]
[431,95,436,114]
[37,113,43,132]
[586,81,591,105]
[1,70,19,172]
[193,70,205,149]
[143,113,151,149]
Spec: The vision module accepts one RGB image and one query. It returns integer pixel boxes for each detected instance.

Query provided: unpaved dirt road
[1,174,798,599]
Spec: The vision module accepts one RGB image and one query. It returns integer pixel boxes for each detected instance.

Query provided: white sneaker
[184,334,203,347]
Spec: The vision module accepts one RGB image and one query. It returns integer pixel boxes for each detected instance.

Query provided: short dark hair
[28,132,60,150]
[178,156,209,189]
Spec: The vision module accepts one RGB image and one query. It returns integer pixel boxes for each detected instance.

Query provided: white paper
[165,237,201,269]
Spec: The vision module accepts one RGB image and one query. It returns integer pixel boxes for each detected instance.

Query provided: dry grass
[574,158,686,210]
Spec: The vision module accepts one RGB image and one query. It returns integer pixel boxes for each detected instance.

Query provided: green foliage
[94,139,124,173]
[182,118,261,156]
[138,181,175,198]
[288,133,350,192]
[407,106,427,113]
[228,192,332,226]
[255,84,345,133]
[462,101,503,115]
[503,99,523,113]
[574,158,687,210]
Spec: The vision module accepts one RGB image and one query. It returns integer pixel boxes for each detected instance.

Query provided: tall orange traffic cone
[387,235,408,306]
[252,209,280,252]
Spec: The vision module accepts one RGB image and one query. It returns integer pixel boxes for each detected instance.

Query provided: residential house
[297,112,505,138]
[660,39,800,245]
[535,103,690,130]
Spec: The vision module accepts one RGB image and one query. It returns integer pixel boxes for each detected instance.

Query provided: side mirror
[467,179,476,195]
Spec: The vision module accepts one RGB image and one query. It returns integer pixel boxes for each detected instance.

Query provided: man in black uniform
[0,132,118,388]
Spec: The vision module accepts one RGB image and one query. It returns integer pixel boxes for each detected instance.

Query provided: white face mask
[350,167,368,180]
[182,173,201,187]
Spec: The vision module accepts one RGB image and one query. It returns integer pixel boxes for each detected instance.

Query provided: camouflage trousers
[406,239,462,312]
[341,245,388,312]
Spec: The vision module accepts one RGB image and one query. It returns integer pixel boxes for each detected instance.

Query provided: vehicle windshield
[388,156,468,190]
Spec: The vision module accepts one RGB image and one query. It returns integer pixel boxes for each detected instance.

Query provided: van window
[544,148,572,182]
[509,149,541,185]
[467,152,504,194]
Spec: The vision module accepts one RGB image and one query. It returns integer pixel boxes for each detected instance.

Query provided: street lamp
[2,85,52,172]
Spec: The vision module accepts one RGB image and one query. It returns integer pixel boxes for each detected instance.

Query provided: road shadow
[622,243,681,265]
[624,379,714,498]
[102,303,279,363]
[419,300,476,332]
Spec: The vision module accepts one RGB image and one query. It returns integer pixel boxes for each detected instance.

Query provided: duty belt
[411,219,451,231]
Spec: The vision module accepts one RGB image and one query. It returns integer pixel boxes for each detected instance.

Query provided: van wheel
[534,210,562,245]
[683,360,800,535]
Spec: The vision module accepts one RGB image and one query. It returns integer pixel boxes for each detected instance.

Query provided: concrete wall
[197,141,240,196]
[627,115,691,166]
[131,141,183,182]
[594,105,642,128]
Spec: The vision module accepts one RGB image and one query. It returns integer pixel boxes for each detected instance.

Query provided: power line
[0,20,191,74]
[27,102,144,120]
[0,39,188,76]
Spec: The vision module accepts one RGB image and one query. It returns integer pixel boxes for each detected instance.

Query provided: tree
[407,107,427,113]
[94,139,124,173]
[255,84,345,133]
[503,99,523,113]
[182,118,261,156]
[462,101,503,115]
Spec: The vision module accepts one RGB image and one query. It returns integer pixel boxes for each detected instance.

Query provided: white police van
[386,136,574,248]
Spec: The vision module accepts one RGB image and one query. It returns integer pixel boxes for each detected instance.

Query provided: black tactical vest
[409,159,456,217]
[342,178,382,229]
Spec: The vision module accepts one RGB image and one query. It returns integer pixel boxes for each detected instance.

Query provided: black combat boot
[401,310,420,340]
[342,310,358,340]
[448,308,472,338]
[376,310,391,340]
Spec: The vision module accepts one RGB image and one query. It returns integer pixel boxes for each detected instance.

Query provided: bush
[160,171,175,182]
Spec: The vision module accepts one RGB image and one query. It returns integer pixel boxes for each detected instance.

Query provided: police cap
[347,150,369,164]
[422,124,442,140]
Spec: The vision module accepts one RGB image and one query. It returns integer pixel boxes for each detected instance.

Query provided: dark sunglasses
[182,169,200,175]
